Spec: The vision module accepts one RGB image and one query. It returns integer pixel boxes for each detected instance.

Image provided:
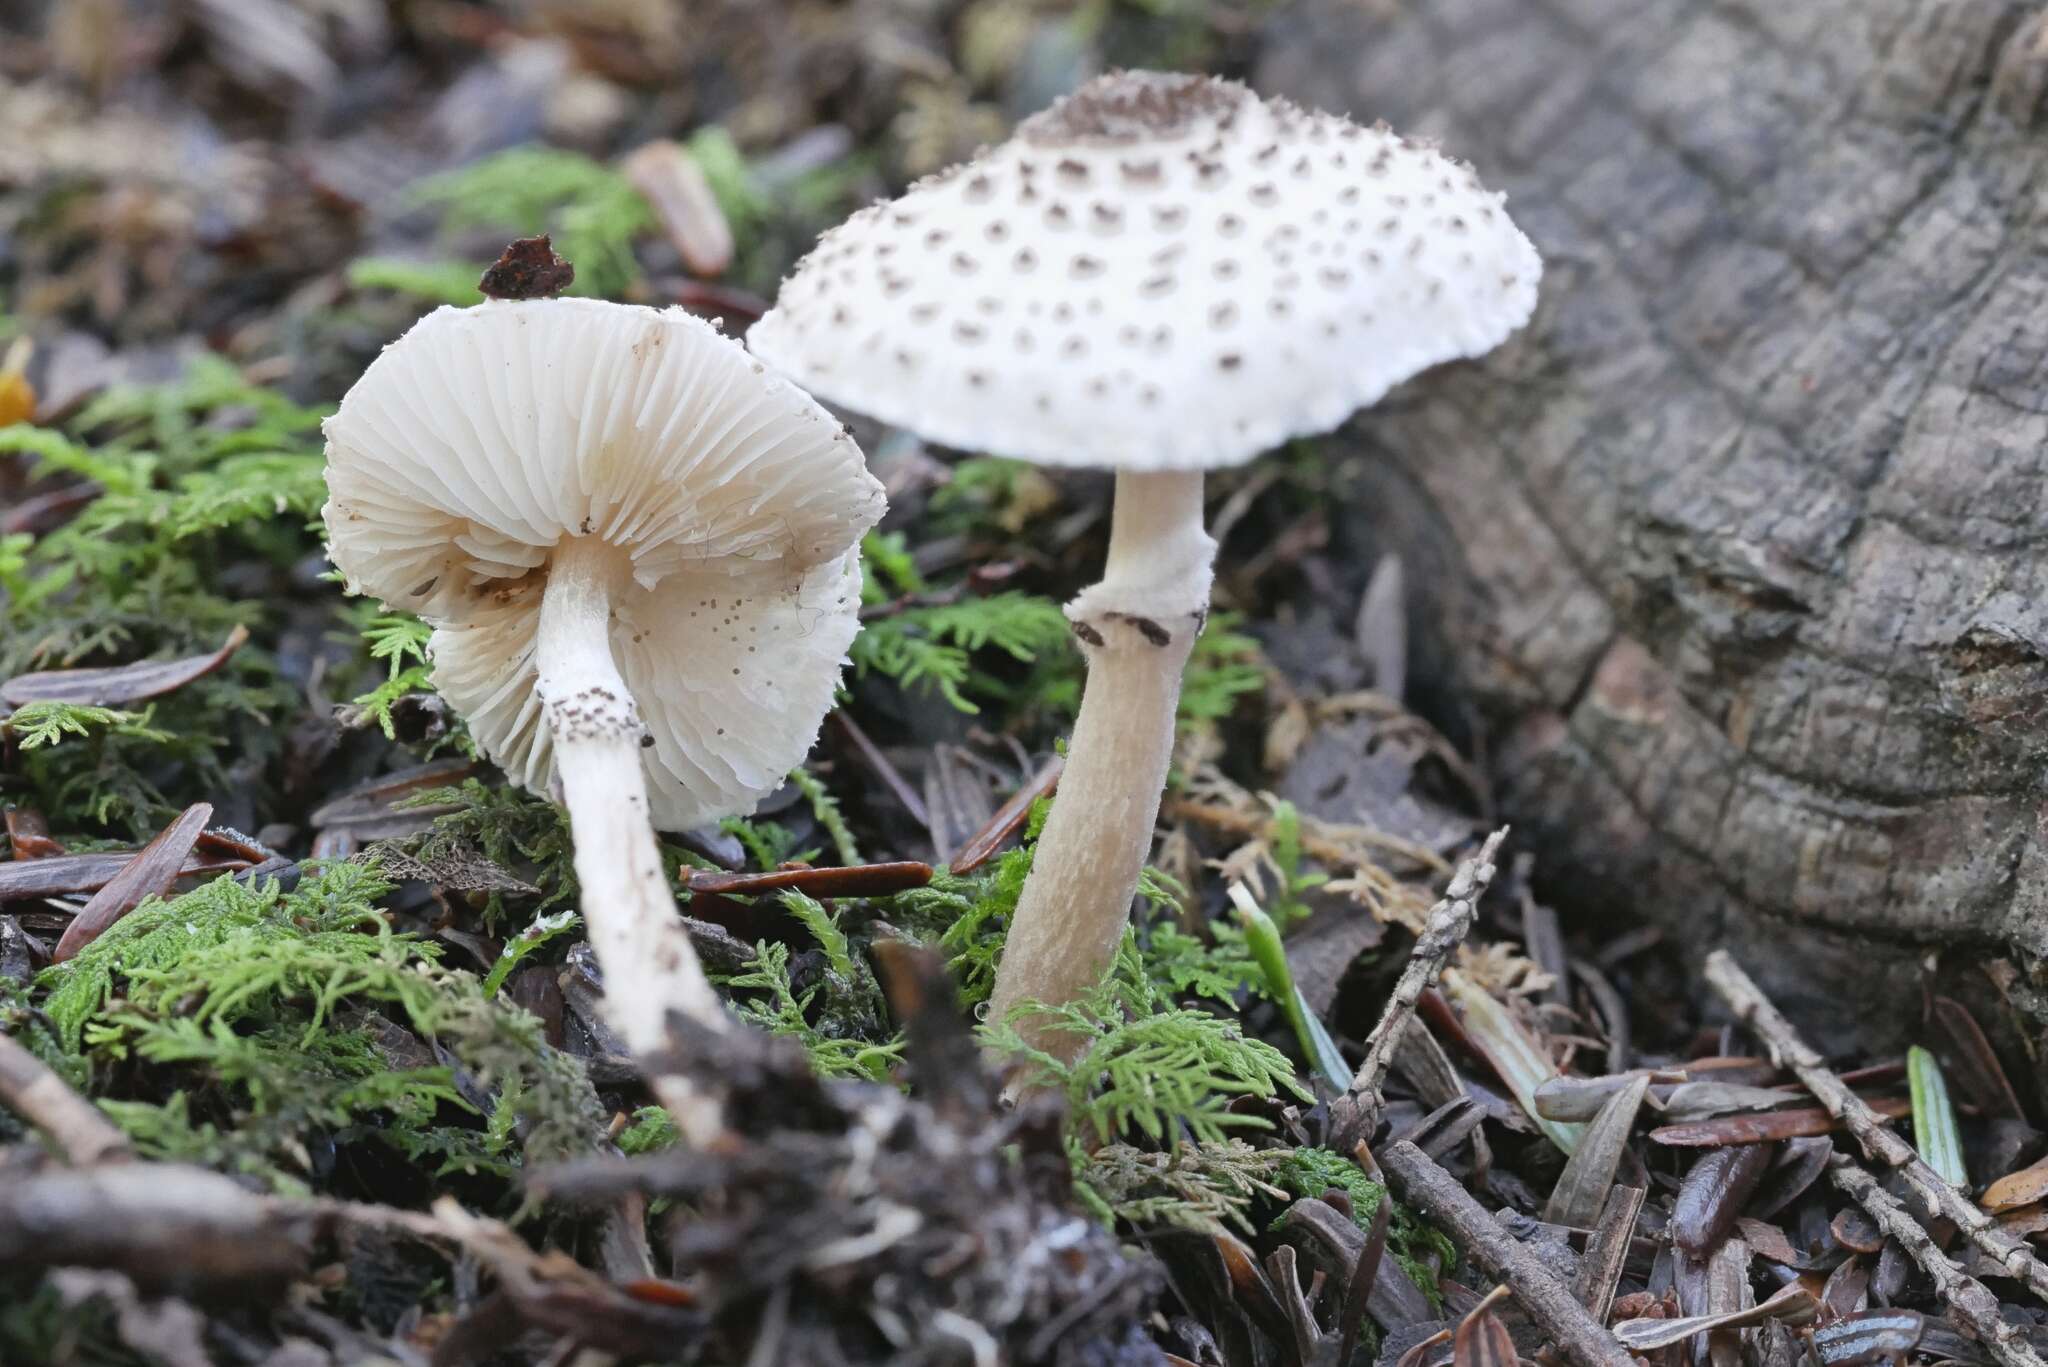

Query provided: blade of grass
[1908,1045,1968,1189]
[1442,967,1585,1154]
[1229,883,1350,1090]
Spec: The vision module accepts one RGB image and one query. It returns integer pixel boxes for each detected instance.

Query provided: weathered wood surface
[1258,0,2048,1049]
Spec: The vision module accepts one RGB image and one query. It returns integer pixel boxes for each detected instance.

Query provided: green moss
[1075,1138,1292,1234]
[401,781,580,920]
[402,146,654,298]
[883,841,1036,1007]
[1270,1146,1455,1304]
[789,765,861,866]
[719,813,811,870]
[0,1278,141,1367]
[984,935,1312,1147]
[716,940,903,1083]
[345,255,485,306]
[851,532,1075,715]
[34,860,601,1193]
[3,702,166,751]
[0,359,326,836]
[617,1104,677,1156]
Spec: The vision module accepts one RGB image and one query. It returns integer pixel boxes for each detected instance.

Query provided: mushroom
[323,297,886,1135]
[747,71,1540,1059]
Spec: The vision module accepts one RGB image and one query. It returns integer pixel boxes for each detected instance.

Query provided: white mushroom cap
[747,71,1541,472]
[323,298,886,829]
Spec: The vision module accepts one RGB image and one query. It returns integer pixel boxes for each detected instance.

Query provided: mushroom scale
[746,71,1541,473]
[323,298,884,828]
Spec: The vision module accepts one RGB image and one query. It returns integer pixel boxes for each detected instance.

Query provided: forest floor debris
[4,3,2047,1365]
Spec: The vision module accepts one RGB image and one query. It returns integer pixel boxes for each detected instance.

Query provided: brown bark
[1258,0,2048,1052]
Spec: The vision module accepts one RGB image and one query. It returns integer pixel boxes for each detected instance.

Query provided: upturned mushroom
[324,297,886,1135]
[748,71,1540,1058]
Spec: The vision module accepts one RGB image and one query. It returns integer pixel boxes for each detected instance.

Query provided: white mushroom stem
[535,537,727,1146]
[987,470,1215,1062]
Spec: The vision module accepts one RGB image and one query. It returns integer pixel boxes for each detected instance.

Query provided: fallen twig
[1379,1139,1635,1367]
[1347,829,1507,1105]
[0,1161,315,1292]
[1705,950,2048,1301]
[0,1031,130,1164]
[0,1158,699,1354]
[831,710,930,828]
[1829,1156,2048,1367]
[682,860,934,899]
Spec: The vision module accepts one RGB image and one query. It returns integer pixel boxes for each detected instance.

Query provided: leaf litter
[3,4,2047,1366]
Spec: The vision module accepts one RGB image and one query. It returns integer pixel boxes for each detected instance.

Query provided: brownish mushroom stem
[986,470,1211,1061]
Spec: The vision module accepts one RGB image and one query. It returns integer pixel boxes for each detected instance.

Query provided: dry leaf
[1983,1154,2048,1212]
[53,803,213,962]
[1612,1282,1814,1350]
[2,625,249,707]
[1452,1307,1517,1367]
[1543,1072,1650,1227]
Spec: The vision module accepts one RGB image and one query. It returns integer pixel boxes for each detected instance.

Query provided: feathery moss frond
[36,861,602,1190]
[985,937,1311,1146]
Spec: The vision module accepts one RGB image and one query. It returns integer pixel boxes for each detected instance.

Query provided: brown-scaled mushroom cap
[747,71,1542,470]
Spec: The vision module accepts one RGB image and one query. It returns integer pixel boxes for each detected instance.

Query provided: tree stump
[1257,0,2048,1053]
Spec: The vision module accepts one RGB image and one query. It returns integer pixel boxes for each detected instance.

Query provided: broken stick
[0,1031,130,1165]
[1380,1139,1634,1367]
[1829,1157,2048,1367]
[1348,828,1507,1106]
[1705,950,2048,1302]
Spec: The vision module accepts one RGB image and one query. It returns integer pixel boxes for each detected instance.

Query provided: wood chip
[1931,996,2026,1121]
[623,139,735,276]
[4,808,63,858]
[1734,1218,1802,1267]
[1811,1310,1926,1366]
[1750,1136,1834,1218]
[948,756,1060,874]
[1453,1306,1517,1367]
[682,861,933,899]
[1575,1184,1645,1324]
[1276,1195,1435,1331]
[0,848,248,903]
[309,758,474,838]
[1673,1142,1775,1256]
[1984,1155,2048,1212]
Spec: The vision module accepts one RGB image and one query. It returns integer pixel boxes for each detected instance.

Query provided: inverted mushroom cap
[323,298,886,829]
[747,70,1542,472]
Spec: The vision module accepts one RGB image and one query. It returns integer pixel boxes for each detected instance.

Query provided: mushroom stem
[986,469,1214,1063]
[535,537,726,1146]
